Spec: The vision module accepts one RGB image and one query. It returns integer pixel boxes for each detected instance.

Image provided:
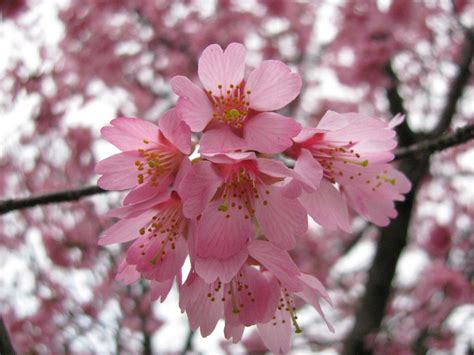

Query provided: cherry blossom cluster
[96,43,411,353]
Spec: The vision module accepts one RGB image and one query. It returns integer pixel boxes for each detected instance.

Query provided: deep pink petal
[195,200,253,259]
[123,178,170,205]
[101,117,160,151]
[246,60,302,111]
[224,323,244,343]
[195,246,248,283]
[98,209,156,245]
[248,240,303,292]
[299,179,351,232]
[198,43,246,94]
[244,113,301,154]
[95,151,141,190]
[170,75,213,132]
[199,126,247,154]
[158,108,192,154]
[178,161,222,218]
[254,185,307,250]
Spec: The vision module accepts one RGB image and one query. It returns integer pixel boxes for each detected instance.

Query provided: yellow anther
[225,109,241,120]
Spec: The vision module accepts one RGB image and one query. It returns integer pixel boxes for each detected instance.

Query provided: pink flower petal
[254,185,307,250]
[101,117,159,151]
[299,179,351,232]
[194,246,248,283]
[257,310,292,354]
[199,126,247,154]
[296,273,334,332]
[116,259,140,285]
[293,149,323,191]
[151,279,174,302]
[123,178,170,206]
[178,161,222,218]
[98,209,156,245]
[170,75,213,132]
[224,323,244,343]
[244,112,301,154]
[158,108,192,154]
[198,43,246,94]
[95,151,141,190]
[195,200,253,259]
[248,240,303,292]
[246,60,302,111]
[256,157,295,179]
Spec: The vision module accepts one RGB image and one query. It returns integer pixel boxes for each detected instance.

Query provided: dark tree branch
[394,123,474,160]
[385,63,417,147]
[0,186,106,215]
[0,317,16,355]
[2,124,474,217]
[342,29,474,355]
[430,29,474,137]
[181,329,195,355]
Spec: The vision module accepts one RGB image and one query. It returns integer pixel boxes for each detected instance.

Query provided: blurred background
[0,0,473,353]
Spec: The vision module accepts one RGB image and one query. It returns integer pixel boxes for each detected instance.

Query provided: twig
[394,123,474,160]
[430,29,474,137]
[0,317,16,355]
[181,329,194,354]
[0,186,106,215]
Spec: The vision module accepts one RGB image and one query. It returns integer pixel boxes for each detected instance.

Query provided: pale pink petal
[178,161,222,218]
[246,60,302,111]
[224,323,244,343]
[299,179,351,232]
[254,185,307,250]
[98,209,156,245]
[116,258,140,285]
[150,279,174,302]
[248,240,303,292]
[257,310,292,354]
[199,126,247,154]
[296,274,334,332]
[173,158,192,193]
[123,178,170,205]
[195,200,253,259]
[293,149,323,191]
[198,43,246,94]
[101,117,160,151]
[389,113,405,128]
[256,158,295,179]
[158,108,192,154]
[170,75,213,132]
[205,151,256,164]
[244,113,301,154]
[106,190,171,219]
[292,127,319,143]
[195,247,248,283]
[95,151,141,190]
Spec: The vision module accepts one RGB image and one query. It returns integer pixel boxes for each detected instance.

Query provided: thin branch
[0,317,16,355]
[394,123,474,160]
[2,125,474,216]
[181,329,194,355]
[0,186,106,215]
[430,29,474,137]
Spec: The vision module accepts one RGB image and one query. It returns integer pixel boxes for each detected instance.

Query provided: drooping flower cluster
[96,43,411,353]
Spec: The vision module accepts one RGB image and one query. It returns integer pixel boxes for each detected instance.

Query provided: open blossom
[170,42,302,154]
[289,111,411,230]
[99,188,189,285]
[178,152,307,268]
[95,108,192,204]
[180,240,333,353]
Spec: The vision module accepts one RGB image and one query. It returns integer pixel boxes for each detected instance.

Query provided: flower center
[207,83,251,129]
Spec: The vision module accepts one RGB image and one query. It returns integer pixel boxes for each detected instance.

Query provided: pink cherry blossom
[178,152,308,264]
[289,111,411,230]
[179,240,333,352]
[95,108,192,204]
[170,43,302,154]
[99,190,189,284]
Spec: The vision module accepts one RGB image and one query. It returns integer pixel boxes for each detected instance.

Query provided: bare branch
[430,29,474,137]
[0,186,106,215]
[394,123,474,160]
[0,317,16,355]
